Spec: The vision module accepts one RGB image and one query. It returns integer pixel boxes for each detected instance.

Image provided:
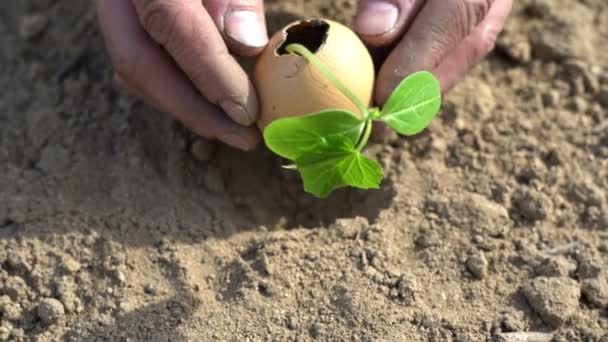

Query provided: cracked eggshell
[253,18,375,130]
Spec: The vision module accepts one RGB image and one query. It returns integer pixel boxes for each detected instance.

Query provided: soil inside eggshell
[276,19,330,55]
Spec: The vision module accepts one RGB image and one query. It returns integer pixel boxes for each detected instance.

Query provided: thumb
[354,0,425,47]
[204,0,268,57]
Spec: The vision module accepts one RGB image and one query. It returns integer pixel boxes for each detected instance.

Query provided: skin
[96,0,513,151]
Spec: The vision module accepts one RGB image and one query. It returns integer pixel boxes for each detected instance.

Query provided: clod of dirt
[1,276,29,302]
[497,33,532,64]
[527,0,595,61]
[581,272,608,309]
[37,298,65,325]
[522,277,580,328]
[494,332,554,342]
[332,216,368,239]
[0,295,22,322]
[534,256,576,278]
[0,321,13,341]
[575,254,602,280]
[466,253,488,279]
[510,189,553,223]
[567,181,606,208]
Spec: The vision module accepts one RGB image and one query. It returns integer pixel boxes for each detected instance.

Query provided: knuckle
[137,0,186,47]
[467,25,499,64]
[456,0,493,34]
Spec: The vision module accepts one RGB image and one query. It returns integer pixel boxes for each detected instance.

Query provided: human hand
[354,0,513,104]
[96,0,269,151]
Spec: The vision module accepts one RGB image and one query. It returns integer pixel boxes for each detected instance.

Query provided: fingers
[131,0,259,126]
[376,0,499,103]
[433,0,512,92]
[355,0,426,47]
[203,0,268,57]
[97,0,260,151]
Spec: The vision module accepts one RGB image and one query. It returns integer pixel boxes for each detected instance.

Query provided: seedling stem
[285,44,368,117]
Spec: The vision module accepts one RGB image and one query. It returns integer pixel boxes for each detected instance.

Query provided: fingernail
[225,10,268,48]
[219,132,253,151]
[355,1,399,36]
[220,99,254,126]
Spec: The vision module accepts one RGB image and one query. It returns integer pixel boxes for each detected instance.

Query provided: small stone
[61,256,81,274]
[190,138,215,162]
[286,314,299,330]
[143,283,158,296]
[18,13,48,40]
[466,253,488,279]
[0,295,22,321]
[566,96,588,113]
[541,90,560,108]
[37,298,65,325]
[114,270,126,284]
[522,277,580,328]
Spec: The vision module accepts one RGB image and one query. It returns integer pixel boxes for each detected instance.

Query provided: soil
[1,0,607,341]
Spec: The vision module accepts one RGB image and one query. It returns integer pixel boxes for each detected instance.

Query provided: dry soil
[1,0,607,341]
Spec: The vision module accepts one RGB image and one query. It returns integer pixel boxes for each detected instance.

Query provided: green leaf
[263,109,364,161]
[380,71,442,136]
[294,139,384,198]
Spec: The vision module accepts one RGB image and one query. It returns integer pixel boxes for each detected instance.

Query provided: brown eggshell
[253,18,375,130]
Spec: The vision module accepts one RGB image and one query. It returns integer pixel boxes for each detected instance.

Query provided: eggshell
[253,18,375,130]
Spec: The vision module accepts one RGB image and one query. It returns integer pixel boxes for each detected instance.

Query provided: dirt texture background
[1,0,607,341]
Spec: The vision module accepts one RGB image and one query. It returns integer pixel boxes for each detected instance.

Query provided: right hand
[96,0,269,151]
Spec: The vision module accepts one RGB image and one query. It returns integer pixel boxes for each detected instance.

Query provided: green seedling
[263,43,442,198]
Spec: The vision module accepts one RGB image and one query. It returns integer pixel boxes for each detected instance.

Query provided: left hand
[354,0,513,104]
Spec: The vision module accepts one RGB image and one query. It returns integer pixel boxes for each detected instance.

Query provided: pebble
[61,256,82,274]
[18,13,48,40]
[466,253,488,279]
[522,277,580,328]
[37,298,65,325]
[541,90,560,108]
[143,283,158,296]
